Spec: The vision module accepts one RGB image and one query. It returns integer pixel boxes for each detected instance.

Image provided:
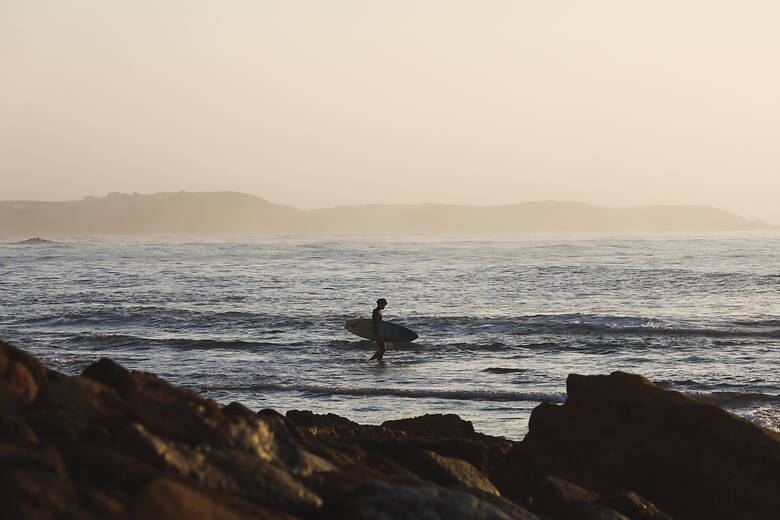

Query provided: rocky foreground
[2,340,779,520]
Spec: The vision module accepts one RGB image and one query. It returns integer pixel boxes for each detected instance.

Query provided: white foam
[206,382,567,404]
[744,407,780,432]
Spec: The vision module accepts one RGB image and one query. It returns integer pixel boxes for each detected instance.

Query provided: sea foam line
[205,382,566,403]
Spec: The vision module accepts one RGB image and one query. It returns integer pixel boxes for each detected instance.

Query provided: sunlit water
[1,234,778,439]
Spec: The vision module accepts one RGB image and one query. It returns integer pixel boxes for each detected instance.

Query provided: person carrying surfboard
[369,298,387,361]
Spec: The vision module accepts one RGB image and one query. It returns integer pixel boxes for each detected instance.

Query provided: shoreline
[3,338,779,519]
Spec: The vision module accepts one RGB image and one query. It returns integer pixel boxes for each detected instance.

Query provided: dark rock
[408,449,500,495]
[464,486,544,520]
[223,401,257,421]
[0,340,48,402]
[25,410,79,446]
[76,487,126,518]
[82,357,136,393]
[8,343,773,520]
[288,409,512,479]
[115,423,212,480]
[0,443,66,477]
[35,376,129,440]
[73,443,159,492]
[335,479,539,520]
[128,477,299,520]
[116,368,227,447]
[566,504,632,520]
[492,371,780,520]
[206,447,323,512]
[598,491,674,520]
[0,414,38,444]
[356,436,509,476]
[531,475,603,519]
[257,408,303,441]
[286,409,366,439]
[383,413,476,439]
[0,468,84,520]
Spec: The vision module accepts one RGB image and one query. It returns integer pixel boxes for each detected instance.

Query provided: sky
[2,1,779,224]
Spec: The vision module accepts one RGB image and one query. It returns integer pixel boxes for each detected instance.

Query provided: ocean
[1,234,778,440]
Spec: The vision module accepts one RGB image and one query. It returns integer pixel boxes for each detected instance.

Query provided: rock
[0,340,48,402]
[0,443,66,477]
[223,401,258,421]
[222,408,335,477]
[128,477,299,520]
[383,413,476,438]
[465,487,545,520]
[115,422,211,480]
[74,442,160,493]
[84,359,228,447]
[492,371,780,520]
[206,447,323,513]
[257,408,303,441]
[12,343,774,520]
[339,479,538,520]
[357,436,509,476]
[288,409,512,479]
[0,414,38,444]
[408,449,500,496]
[317,464,537,519]
[35,375,129,441]
[82,357,136,393]
[114,421,323,511]
[532,475,599,510]
[597,491,673,520]
[25,410,79,447]
[286,409,381,440]
[0,468,84,519]
[531,475,632,520]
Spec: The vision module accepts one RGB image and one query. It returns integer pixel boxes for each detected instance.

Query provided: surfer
[369,298,387,361]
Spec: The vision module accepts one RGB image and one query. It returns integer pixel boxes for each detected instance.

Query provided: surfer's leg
[369,340,385,361]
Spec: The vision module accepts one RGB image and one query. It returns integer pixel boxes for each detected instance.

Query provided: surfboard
[344,318,419,343]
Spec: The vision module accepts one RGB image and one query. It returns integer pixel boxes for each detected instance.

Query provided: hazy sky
[2,1,779,223]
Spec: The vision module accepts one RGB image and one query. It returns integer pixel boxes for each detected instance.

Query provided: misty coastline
[1,191,775,238]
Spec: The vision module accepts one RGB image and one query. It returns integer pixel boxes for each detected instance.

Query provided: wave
[62,333,304,351]
[482,367,527,374]
[12,305,780,340]
[735,319,780,327]
[745,407,780,432]
[204,382,566,404]
[685,390,780,407]
[14,308,325,333]
[405,314,780,341]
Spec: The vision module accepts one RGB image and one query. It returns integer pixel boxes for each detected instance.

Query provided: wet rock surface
[2,340,779,519]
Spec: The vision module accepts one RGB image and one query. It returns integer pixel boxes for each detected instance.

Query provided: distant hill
[0,191,774,237]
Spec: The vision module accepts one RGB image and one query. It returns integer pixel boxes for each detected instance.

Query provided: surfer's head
[376,298,387,308]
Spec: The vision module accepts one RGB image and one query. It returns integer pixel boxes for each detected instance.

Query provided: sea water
[1,234,778,439]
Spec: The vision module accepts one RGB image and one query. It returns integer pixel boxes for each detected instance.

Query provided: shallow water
[1,233,778,439]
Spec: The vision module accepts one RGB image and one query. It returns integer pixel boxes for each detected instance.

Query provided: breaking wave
[204,382,566,404]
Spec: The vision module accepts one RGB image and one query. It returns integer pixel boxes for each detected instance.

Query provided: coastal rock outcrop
[1,340,538,519]
[3,339,779,519]
[492,371,780,520]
